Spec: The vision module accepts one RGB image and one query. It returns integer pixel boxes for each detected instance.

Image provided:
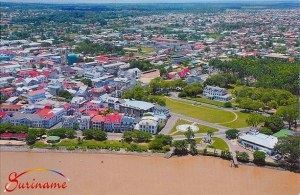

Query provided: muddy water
[1,152,299,195]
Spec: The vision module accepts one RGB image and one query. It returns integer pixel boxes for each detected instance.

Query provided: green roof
[273,129,290,138]
[46,136,60,141]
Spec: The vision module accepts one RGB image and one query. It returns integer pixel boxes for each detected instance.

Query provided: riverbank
[1,151,299,195]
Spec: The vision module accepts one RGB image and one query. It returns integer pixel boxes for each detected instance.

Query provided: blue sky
[1,0,293,3]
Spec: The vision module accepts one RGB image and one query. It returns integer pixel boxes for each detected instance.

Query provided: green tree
[264,115,284,133]
[253,151,266,165]
[225,129,239,139]
[172,140,188,155]
[28,128,46,138]
[236,151,249,162]
[65,129,76,139]
[277,104,300,129]
[132,130,152,143]
[25,134,37,145]
[184,127,195,142]
[58,90,73,100]
[259,127,273,135]
[189,140,198,155]
[149,139,164,151]
[93,130,107,141]
[83,129,94,140]
[47,128,68,139]
[123,131,133,143]
[81,78,93,87]
[246,113,266,129]
[224,101,232,108]
[275,135,300,164]
[221,150,232,159]
[154,134,173,146]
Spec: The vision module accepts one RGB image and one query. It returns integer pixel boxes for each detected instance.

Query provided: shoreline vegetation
[0,145,286,173]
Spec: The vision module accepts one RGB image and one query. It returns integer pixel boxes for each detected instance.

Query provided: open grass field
[170,119,218,136]
[211,137,229,150]
[165,97,249,128]
[221,111,249,128]
[165,98,235,123]
[185,97,225,107]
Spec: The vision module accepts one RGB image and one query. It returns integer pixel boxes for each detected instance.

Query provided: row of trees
[0,123,29,134]
[122,130,153,143]
[26,128,76,145]
[122,85,166,106]
[246,104,299,131]
[204,73,237,88]
[74,40,124,56]
[82,129,107,141]
[235,86,297,110]
[210,58,299,95]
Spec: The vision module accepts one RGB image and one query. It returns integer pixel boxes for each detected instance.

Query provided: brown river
[0,151,299,195]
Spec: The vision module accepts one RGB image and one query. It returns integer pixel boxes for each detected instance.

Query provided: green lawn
[195,138,203,144]
[221,112,249,128]
[170,119,218,136]
[211,137,229,150]
[185,97,225,107]
[165,97,250,128]
[165,98,236,123]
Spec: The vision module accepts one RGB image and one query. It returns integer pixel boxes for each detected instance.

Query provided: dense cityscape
[0,2,299,194]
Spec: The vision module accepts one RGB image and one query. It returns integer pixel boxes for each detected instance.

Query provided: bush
[83,129,107,141]
[221,150,232,159]
[126,143,148,152]
[224,101,232,108]
[172,140,188,155]
[178,91,187,98]
[149,139,164,150]
[132,130,152,143]
[25,134,37,145]
[122,131,133,143]
[253,151,266,165]
[236,151,250,162]
[66,146,75,150]
[259,127,273,135]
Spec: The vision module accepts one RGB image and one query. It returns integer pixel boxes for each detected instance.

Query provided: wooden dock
[231,156,239,168]
[164,147,175,159]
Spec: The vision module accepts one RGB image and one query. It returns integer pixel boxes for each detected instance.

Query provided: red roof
[105,112,122,124]
[177,68,190,78]
[96,56,109,63]
[28,89,45,96]
[0,112,6,119]
[35,108,54,119]
[18,70,40,78]
[87,110,98,116]
[62,102,70,109]
[0,105,21,110]
[91,115,106,123]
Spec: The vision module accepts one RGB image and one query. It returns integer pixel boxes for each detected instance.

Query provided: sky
[1,0,295,3]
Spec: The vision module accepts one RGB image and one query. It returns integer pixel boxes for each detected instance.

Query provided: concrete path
[159,115,178,135]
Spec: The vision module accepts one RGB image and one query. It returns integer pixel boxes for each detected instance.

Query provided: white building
[238,131,278,155]
[138,116,159,134]
[203,85,232,102]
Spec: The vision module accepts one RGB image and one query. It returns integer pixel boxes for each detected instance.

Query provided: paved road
[159,115,178,135]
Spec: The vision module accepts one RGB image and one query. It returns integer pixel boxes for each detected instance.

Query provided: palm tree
[184,127,195,143]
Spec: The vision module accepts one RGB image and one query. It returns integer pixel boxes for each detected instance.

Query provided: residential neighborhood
[0,2,300,194]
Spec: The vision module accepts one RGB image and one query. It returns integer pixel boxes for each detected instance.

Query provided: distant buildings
[28,89,46,103]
